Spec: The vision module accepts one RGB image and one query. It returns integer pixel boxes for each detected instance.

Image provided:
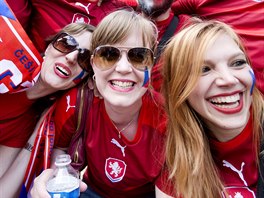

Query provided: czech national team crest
[222,186,256,198]
[105,157,127,183]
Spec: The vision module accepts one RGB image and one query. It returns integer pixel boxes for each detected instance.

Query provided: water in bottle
[46,154,80,198]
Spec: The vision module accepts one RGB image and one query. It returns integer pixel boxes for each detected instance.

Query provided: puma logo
[66,95,76,112]
[111,138,126,157]
[223,160,247,186]
[75,2,91,14]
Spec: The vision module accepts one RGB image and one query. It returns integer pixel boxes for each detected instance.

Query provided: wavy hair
[161,18,264,198]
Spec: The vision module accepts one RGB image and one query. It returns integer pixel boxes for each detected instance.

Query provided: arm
[172,0,197,15]
[0,108,47,197]
[0,121,38,197]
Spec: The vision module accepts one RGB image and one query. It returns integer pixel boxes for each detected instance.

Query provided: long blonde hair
[162,18,264,198]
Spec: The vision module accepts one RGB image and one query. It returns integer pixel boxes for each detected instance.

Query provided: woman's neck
[104,100,142,125]
[26,78,56,100]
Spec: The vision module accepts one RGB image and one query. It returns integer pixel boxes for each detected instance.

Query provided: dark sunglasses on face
[52,32,91,72]
[92,45,155,71]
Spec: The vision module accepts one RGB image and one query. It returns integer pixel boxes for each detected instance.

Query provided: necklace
[111,117,135,139]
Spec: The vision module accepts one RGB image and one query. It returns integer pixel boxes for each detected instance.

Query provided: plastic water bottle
[46,154,80,198]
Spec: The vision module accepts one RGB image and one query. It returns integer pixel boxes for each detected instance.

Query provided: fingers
[30,169,53,198]
[80,180,87,192]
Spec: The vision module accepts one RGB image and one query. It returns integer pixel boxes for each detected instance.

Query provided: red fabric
[210,118,257,197]
[54,87,167,197]
[0,0,42,94]
[6,0,126,53]
[0,92,37,147]
[151,13,190,91]
[172,0,264,94]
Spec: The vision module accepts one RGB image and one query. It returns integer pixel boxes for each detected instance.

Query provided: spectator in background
[137,0,190,91]
[171,0,264,94]
[159,18,264,197]
[6,0,127,53]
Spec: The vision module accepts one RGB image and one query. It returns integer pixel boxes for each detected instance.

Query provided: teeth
[209,93,240,104]
[111,80,133,88]
[214,101,239,108]
[56,65,69,76]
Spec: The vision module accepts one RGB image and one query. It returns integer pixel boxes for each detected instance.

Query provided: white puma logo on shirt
[223,160,247,186]
[66,95,76,112]
[75,2,91,14]
[111,138,126,157]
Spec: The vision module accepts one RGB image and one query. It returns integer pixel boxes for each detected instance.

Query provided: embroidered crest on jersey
[221,160,255,197]
[105,157,127,183]
[66,95,76,112]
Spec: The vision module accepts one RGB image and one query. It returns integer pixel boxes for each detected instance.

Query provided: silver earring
[92,74,96,81]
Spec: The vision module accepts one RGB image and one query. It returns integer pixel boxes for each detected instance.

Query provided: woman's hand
[30,169,88,198]
[30,169,53,198]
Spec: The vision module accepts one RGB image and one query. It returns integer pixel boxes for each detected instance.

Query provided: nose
[115,52,133,73]
[214,68,239,86]
[65,50,78,66]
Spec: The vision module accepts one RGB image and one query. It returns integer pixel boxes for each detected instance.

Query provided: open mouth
[110,80,135,89]
[209,93,241,109]
[56,65,69,76]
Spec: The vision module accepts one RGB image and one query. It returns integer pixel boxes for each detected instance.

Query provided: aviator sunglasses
[52,32,91,71]
[92,45,155,71]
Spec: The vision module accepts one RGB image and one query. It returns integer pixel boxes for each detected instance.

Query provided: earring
[92,74,96,81]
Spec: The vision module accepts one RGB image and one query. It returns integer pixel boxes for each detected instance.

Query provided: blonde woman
[159,18,264,197]
[30,9,167,198]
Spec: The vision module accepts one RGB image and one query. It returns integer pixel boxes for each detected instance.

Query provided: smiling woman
[0,22,95,197]
[159,18,264,198]
[30,9,169,198]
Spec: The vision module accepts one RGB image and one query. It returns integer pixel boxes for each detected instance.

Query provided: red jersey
[6,0,126,53]
[0,92,37,147]
[159,118,258,197]
[172,0,264,94]
[210,118,257,197]
[54,87,167,197]
[151,12,190,91]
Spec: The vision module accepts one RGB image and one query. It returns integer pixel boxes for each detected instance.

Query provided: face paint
[249,68,255,95]
[142,67,150,87]
[73,70,86,84]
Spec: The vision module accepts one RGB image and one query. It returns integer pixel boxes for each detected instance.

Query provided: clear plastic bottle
[46,154,80,198]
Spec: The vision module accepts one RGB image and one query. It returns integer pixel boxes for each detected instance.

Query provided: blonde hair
[90,9,158,53]
[162,18,264,198]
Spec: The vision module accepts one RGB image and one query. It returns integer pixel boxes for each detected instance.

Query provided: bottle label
[48,187,80,198]
[47,176,80,198]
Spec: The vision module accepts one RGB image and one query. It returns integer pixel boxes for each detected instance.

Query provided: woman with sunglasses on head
[157,18,264,197]
[0,22,94,197]
[30,9,167,198]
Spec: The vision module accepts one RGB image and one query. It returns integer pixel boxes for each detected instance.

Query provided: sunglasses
[52,32,91,72]
[92,45,155,71]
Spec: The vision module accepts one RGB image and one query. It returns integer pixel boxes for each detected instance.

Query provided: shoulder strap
[155,16,179,63]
